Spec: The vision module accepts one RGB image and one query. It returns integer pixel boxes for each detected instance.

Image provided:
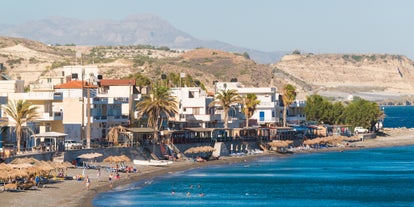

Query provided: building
[215,81,280,127]
[169,87,218,129]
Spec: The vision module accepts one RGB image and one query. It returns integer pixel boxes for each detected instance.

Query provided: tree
[209,89,242,128]
[281,84,297,127]
[304,94,331,124]
[2,100,38,153]
[136,84,178,144]
[242,94,261,127]
[343,99,381,130]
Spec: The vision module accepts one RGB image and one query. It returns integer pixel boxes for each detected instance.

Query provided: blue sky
[2,0,414,58]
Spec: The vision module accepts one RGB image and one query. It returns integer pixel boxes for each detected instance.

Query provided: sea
[93,106,414,207]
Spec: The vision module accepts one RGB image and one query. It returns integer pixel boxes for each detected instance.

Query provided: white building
[215,82,280,127]
[169,87,217,129]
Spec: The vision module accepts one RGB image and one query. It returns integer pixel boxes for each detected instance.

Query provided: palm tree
[209,89,242,128]
[136,84,178,144]
[242,94,261,127]
[2,100,38,153]
[281,84,297,127]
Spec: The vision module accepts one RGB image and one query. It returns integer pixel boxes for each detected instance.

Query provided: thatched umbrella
[0,169,10,181]
[10,157,40,165]
[0,163,12,171]
[78,152,103,159]
[184,146,216,154]
[103,155,131,163]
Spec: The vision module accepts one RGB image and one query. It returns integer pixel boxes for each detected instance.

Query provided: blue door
[259,111,265,121]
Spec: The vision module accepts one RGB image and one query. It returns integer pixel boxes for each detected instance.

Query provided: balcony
[38,111,63,121]
[22,92,63,101]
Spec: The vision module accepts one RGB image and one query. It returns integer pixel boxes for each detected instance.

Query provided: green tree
[209,89,242,128]
[135,84,178,143]
[331,102,345,124]
[344,99,381,130]
[242,94,261,127]
[304,94,331,124]
[2,100,38,153]
[281,84,297,127]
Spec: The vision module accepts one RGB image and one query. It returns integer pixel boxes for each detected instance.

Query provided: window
[189,91,195,98]
[193,108,200,115]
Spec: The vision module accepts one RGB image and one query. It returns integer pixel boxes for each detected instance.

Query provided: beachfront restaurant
[126,127,155,146]
[171,128,214,144]
[28,131,67,152]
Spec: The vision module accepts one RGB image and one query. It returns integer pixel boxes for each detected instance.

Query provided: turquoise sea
[93,106,414,207]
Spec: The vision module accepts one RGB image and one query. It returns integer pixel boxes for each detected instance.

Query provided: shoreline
[2,128,414,207]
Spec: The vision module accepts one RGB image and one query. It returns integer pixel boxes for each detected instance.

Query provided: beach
[2,128,414,207]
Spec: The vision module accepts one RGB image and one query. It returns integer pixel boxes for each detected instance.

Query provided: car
[82,139,100,148]
[354,127,369,134]
[64,140,82,150]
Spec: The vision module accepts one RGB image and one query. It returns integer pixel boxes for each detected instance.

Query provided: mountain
[0,14,286,64]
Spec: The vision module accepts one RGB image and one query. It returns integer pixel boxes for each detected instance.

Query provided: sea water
[382,105,414,128]
[93,106,414,206]
[93,146,414,207]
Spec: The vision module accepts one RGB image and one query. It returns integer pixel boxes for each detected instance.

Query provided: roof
[54,80,97,89]
[127,127,155,133]
[100,79,135,86]
[184,128,215,132]
[31,131,68,137]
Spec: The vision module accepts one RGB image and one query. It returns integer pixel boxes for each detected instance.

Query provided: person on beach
[97,168,101,181]
[109,173,113,189]
[85,175,90,190]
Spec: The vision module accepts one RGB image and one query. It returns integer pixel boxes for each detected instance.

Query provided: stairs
[53,151,65,163]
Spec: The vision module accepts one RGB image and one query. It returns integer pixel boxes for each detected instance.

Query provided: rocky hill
[0,37,278,92]
[2,36,414,104]
[272,53,414,103]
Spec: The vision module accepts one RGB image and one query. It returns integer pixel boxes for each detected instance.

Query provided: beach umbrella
[184,146,215,154]
[77,152,103,159]
[0,163,12,171]
[10,157,40,165]
[0,169,10,181]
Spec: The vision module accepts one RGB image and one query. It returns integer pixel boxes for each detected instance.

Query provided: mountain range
[0,14,286,64]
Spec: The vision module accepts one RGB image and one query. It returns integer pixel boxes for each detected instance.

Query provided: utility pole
[81,68,85,144]
[128,79,133,127]
[86,84,91,149]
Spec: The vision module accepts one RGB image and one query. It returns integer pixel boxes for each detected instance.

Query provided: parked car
[354,127,369,134]
[82,139,100,148]
[64,140,82,150]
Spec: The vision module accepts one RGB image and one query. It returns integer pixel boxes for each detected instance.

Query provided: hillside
[2,36,414,104]
[272,53,414,103]
[0,37,278,92]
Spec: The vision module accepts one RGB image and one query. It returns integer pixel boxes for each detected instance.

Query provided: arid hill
[1,36,414,104]
[272,53,414,103]
[0,37,278,93]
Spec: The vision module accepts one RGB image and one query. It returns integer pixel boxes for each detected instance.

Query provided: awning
[184,128,215,132]
[31,131,67,137]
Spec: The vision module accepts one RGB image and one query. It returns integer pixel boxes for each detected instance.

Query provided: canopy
[185,146,216,154]
[77,152,103,159]
[31,131,67,137]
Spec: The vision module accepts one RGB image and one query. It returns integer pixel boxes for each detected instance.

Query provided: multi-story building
[169,87,218,129]
[215,81,280,127]
[55,79,133,141]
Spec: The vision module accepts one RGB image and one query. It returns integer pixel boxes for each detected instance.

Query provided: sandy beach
[2,128,414,207]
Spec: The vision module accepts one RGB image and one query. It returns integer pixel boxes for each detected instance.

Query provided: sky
[2,0,414,58]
